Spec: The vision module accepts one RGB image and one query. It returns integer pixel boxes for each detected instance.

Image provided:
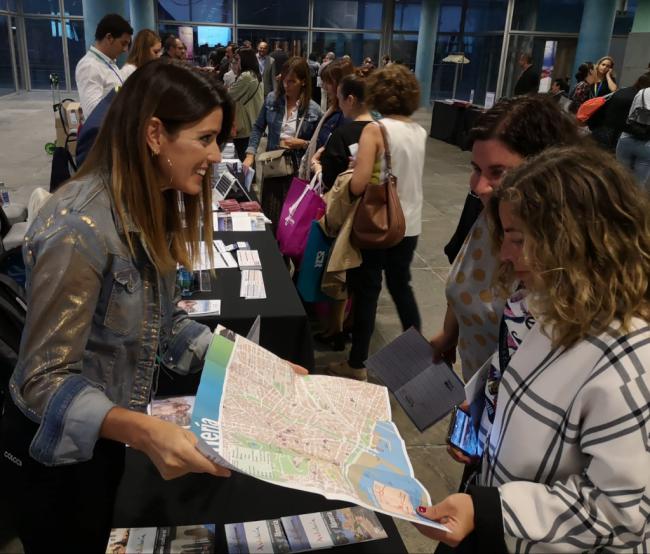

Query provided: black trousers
[232,137,250,162]
[0,399,125,554]
[347,235,421,368]
[261,174,294,236]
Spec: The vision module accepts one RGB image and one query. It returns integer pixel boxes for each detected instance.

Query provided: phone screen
[448,408,483,458]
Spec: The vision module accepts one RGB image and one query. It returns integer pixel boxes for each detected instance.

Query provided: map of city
[192,327,448,531]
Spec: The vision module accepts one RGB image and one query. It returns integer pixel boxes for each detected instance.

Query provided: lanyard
[90,49,124,85]
[594,81,603,96]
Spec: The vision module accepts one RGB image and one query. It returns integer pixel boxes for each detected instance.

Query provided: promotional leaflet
[149,395,196,429]
[225,506,387,553]
[105,524,215,554]
[191,327,448,532]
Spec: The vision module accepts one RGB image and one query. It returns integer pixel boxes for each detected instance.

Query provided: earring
[149,146,159,157]
[166,157,174,188]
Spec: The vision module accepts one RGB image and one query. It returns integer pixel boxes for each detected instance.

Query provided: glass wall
[0,0,642,97]
[158,0,232,24]
[0,15,14,94]
[24,17,65,88]
[430,0,507,105]
[159,23,233,65]
[237,29,307,57]
[1,0,84,91]
[313,0,382,30]
[312,31,380,63]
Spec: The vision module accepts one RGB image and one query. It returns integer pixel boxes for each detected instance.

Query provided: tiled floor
[0,92,473,554]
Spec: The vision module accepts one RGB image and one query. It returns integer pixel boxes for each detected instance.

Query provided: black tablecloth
[114,449,408,553]
[430,101,485,150]
[156,228,314,397]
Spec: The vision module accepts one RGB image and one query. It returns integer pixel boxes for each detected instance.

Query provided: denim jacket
[9,175,212,466]
[246,91,322,155]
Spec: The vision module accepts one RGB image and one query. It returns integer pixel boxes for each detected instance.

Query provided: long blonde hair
[76,59,233,273]
[490,145,650,348]
[126,29,160,68]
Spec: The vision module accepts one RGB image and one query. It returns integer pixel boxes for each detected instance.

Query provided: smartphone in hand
[447,406,483,458]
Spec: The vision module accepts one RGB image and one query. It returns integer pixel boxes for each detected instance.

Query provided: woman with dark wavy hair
[431,95,581,384]
[1,59,238,552]
[417,145,650,552]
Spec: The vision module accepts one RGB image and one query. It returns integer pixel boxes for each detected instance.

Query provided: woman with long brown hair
[244,56,322,230]
[1,59,235,552]
[120,28,162,80]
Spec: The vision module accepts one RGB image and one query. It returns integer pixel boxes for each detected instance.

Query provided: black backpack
[0,274,26,413]
[626,89,650,140]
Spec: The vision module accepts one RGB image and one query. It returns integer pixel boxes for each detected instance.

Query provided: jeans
[1,399,125,553]
[347,235,421,368]
[616,134,650,190]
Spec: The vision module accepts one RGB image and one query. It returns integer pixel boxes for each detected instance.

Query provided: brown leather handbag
[351,121,406,249]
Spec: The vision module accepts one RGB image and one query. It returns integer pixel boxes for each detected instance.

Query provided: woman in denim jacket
[1,60,242,553]
[244,56,322,230]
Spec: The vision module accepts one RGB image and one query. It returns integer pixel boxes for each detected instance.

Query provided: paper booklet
[225,506,387,553]
[190,326,448,532]
[364,328,465,432]
[105,524,215,554]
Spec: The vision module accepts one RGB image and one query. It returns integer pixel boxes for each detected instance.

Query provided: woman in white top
[616,74,650,190]
[120,29,162,81]
[328,64,426,381]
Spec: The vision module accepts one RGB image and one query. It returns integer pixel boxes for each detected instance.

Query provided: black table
[430,101,485,150]
[156,228,315,396]
[114,449,408,553]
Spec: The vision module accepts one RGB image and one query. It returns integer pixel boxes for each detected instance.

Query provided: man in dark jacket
[513,53,539,96]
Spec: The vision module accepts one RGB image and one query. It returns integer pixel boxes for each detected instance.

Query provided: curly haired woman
[417,145,650,552]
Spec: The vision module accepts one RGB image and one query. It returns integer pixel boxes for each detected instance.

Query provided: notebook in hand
[364,328,465,432]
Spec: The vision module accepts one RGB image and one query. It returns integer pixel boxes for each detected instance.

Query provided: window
[63,0,82,16]
[464,0,507,32]
[313,0,382,30]
[22,0,60,15]
[391,33,418,70]
[24,17,65,89]
[438,2,462,33]
[158,0,232,24]
[0,15,15,95]
[237,29,307,57]
[159,24,233,65]
[66,18,84,89]
[311,32,380,65]
[502,34,577,97]
[431,33,502,104]
[393,0,421,32]
[237,0,309,27]
[613,0,636,35]
[511,0,584,33]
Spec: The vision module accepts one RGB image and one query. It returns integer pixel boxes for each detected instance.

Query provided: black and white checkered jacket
[476,318,650,552]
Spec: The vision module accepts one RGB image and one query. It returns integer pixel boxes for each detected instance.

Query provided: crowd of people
[1,11,649,554]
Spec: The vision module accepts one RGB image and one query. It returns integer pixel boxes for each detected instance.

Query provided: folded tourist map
[191,326,448,531]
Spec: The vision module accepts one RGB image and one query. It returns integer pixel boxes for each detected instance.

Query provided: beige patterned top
[446,211,505,381]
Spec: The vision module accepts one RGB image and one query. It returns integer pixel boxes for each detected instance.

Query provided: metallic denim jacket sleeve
[9,211,115,466]
[160,280,212,375]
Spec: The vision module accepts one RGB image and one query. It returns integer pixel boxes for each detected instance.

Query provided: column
[571,0,617,83]
[130,0,156,34]
[414,0,440,107]
[81,0,129,50]
[379,0,395,62]
[620,0,650,86]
